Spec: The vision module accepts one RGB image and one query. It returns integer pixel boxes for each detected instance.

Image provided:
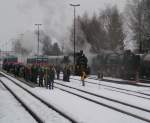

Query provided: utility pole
[19,34,24,62]
[5,41,8,63]
[62,40,64,55]
[5,41,7,56]
[70,4,80,73]
[35,24,42,57]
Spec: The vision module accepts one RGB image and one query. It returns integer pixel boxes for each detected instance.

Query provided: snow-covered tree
[100,6,125,51]
[126,0,150,53]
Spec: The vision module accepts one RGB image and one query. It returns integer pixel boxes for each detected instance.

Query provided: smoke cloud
[16,0,72,55]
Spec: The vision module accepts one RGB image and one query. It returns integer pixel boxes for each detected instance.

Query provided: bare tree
[69,6,125,53]
[142,0,150,52]
[42,35,53,55]
[80,13,107,53]
[42,35,62,56]
[52,42,62,55]
[125,0,150,53]
[70,16,87,52]
[12,39,30,56]
[100,6,125,51]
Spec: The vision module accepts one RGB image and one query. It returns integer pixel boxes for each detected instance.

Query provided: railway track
[53,80,150,123]
[54,81,150,111]
[0,72,79,123]
[2,71,150,123]
[88,77,150,96]
[89,76,150,87]
[0,78,42,123]
[69,76,150,99]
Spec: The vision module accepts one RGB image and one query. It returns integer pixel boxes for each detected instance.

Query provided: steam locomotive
[75,50,90,75]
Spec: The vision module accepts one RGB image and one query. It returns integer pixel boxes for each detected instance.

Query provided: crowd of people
[3,62,104,88]
[3,63,57,89]
[2,63,86,89]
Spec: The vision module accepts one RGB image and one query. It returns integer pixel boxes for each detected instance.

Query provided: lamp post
[70,4,80,73]
[35,24,42,57]
[19,34,24,62]
[35,24,42,65]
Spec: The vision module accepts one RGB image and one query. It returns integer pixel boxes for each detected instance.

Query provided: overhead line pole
[70,4,80,74]
[35,24,42,57]
[19,34,24,62]
[35,24,42,65]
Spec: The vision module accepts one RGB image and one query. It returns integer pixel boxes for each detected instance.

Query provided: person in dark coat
[56,65,60,80]
[31,65,34,82]
[39,67,44,87]
[44,66,49,88]
[35,65,39,84]
[63,66,67,81]
[24,66,28,81]
[49,66,55,89]
[25,65,31,82]
[66,66,71,82]
[31,65,37,83]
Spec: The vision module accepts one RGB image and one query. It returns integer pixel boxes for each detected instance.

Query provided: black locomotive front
[75,50,90,76]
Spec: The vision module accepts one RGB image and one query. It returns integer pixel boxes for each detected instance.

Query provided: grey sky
[0,0,127,50]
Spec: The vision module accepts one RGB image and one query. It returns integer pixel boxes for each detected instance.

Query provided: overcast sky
[0,0,127,50]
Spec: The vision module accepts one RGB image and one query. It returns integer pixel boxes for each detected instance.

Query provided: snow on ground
[1,71,149,123]
[89,75,126,82]
[75,75,150,93]
[33,87,147,123]
[69,76,150,107]
[62,75,150,100]
[55,80,150,114]
[89,75,150,88]
[139,90,150,95]
[0,81,37,123]
[0,77,70,123]
[70,75,150,94]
